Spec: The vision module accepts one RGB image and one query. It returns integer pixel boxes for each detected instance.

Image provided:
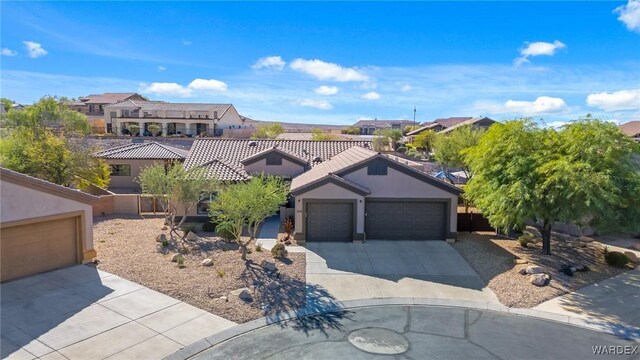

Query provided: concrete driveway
[1,265,235,360]
[306,241,497,303]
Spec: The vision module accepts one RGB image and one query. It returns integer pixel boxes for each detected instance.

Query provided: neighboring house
[94,141,190,193]
[406,117,473,136]
[290,146,461,242]
[434,170,468,185]
[183,138,373,215]
[619,121,640,141]
[438,117,496,134]
[104,101,252,137]
[68,93,148,133]
[352,119,415,135]
[0,167,98,282]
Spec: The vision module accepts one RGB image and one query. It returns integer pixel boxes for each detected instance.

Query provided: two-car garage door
[365,199,446,240]
[1,216,81,282]
[305,199,447,241]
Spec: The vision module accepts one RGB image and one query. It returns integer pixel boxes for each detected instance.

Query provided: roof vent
[248,141,257,147]
[363,143,370,148]
[313,156,322,163]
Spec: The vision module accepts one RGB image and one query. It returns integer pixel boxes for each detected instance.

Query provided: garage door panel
[1,216,79,282]
[306,202,353,242]
[366,200,446,240]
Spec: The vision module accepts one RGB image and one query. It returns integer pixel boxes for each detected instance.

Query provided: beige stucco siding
[0,180,94,251]
[106,159,165,192]
[293,182,365,235]
[342,166,458,233]
[244,158,305,178]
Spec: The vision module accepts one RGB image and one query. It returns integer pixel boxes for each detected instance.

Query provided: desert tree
[251,123,284,139]
[432,125,484,182]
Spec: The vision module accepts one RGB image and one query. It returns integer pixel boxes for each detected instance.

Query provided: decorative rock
[530,273,550,286]
[156,234,167,243]
[514,259,528,265]
[284,240,292,246]
[518,268,527,275]
[260,260,277,272]
[186,232,199,242]
[171,254,183,262]
[525,266,545,275]
[624,251,638,263]
[559,264,574,277]
[161,225,168,231]
[201,258,214,266]
[220,295,228,302]
[267,281,279,291]
[229,288,253,302]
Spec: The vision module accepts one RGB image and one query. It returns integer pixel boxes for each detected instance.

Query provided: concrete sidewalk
[1,265,236,360]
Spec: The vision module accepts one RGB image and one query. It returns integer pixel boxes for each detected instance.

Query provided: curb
[164,297,640,359]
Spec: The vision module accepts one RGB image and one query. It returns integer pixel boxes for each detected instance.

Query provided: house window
[265,153,282,166]
[197,192,217,215]
[122,110,130,118]
[367,161,388,175]
[110,111,117,119]
[110,164,131,176]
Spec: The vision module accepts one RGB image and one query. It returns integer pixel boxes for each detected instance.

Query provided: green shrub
[605,251,629,267]
[217,270,225,277]
[215,222,236,241]
[397,146,407,153]
[161,238,169,247]
[255,242,263,252]
[181,223,197,235]
[271,243,288,258]
[202,221,217,232]
[177,256,185,268]
[518,233,534,248]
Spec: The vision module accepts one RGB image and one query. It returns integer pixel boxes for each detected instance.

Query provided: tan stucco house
[93,141,190,193]
[290,146,461,243]
[68,93,148,133]
[0,168,99,282]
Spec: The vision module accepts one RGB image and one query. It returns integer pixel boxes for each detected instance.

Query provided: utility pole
[413,106,417,127]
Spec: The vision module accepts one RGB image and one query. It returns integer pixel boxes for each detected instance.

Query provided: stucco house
[406,116,490,137]
[438,117,496,134]
[68,93,148,133]
[104,100,252,137]
[94,141,189,193]
[0,168,98,282]
[619,121,640,142]
[290,146,460,243]
[352,119,415,135]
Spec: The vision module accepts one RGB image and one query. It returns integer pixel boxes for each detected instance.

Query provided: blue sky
[1,1,639,126]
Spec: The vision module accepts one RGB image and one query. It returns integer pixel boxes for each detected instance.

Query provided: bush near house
[605,251,629,267]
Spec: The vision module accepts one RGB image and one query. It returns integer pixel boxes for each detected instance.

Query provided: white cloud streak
[188,78,228,92]
[141,78,228,97]
[252,56,286,70]
[587,89,640,111]
[314,85,339,95]
[514,40,566,66]
[361,91,381,100]
[614,0,640,33]
[299,99,333,110]
[157,66,166,72]
[504,96,568,114]
[1,48,18,56]
[290,58,369,82]
[23,41,47,58]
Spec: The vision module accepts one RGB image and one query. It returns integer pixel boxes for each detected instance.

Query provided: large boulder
[186,232,199,242]
[202,258,214,267]
[267,281,280,291]
[260,260,277,272]
[230,288,253,302]
[525,266,545,275]
[624,251,638,264]
[530,274,550,287]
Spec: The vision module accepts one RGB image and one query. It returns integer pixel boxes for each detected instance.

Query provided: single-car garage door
[306,202,354,242]
[1,216,81,282]
[366,199,446,240]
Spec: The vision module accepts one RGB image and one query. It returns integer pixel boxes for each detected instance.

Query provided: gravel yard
[93,215,305,324]
[452,231,632,308]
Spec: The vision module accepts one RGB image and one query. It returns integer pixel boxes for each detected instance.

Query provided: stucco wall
[244,157,305,178]
[0,180,94,251]
[343,166,458,233]
[106,159,162,191]
[293,182,365,235]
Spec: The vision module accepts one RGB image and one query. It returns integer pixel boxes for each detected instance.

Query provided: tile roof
[184,139,373,180]
[619,121,640,137]
[406,123,440,136]
[240,145,308,165]
[421,117,473,128]
[353,119,415,128]
[105,100,232,114]
[438,117,496,134]
[93,141,189,160]
[79,93,143,104]
[290,146,377,191]
[198,158,250,181]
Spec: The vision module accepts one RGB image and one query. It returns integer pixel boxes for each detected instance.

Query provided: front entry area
[305,201,354,242]
[365,199,447,240]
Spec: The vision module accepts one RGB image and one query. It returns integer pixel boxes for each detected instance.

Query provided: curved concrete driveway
[188,304,638,360]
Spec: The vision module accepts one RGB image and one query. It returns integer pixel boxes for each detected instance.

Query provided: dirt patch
[452,231,631,308]
[94,215,306,324]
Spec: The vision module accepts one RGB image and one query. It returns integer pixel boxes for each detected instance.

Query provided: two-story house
[69,93,148,133]
[352,119,416,135]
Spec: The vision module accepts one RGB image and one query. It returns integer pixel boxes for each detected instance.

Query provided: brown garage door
[306,202,354,242]
[365,199,446,240]
[1,216,80,282]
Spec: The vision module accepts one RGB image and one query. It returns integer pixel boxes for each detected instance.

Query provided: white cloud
[504,96,568,114]
[23,41,47,58]
[400,84,412,92]
[514,40,566,66]
[1,48,17,56]
[157,66,166,72]
[141,82,194,97]
[182,39,192,46]
[361,91,381,100]
[544,121,571,129]
[299,99,333,110]
[314,85,339,95]
[586,89,640,111]
[614,0,640,32]
[188,78,228,92]
[252,56,286,70]
[290,58,369,82]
